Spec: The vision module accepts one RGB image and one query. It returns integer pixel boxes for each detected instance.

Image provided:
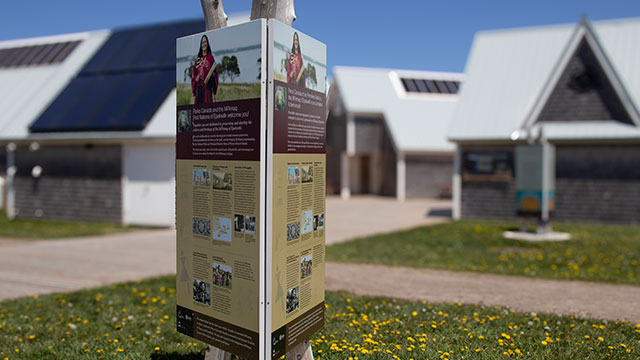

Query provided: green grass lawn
[0,276,637,359]
[326,221,640,285]
[0,211,145,239]
[177,83,261,106]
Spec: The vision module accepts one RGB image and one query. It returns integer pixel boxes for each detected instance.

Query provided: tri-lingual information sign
[175,19,326,360]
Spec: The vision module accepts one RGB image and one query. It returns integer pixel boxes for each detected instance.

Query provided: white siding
[122,144,175,227]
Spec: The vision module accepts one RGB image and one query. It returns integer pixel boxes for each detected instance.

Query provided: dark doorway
[360,155,370,193]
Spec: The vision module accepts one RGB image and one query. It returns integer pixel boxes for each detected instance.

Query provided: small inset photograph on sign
[212,216,232,242]
[275,85,287,112]
[301,165,313,183]
[212,171,233,190]
[212,263,232,289]
[287,221,300,241]
[300,254,312,279]
[233,214,245,233]
[193,217,211,236]
[178,110,191,132]
[287,166,300,184]
[318,213,325,229]
[313,214,319,231]
[192,168,211,187]
[193,279,210,305]
[301,210,313,234]
[245,215,256,234]
[286,286,299,314]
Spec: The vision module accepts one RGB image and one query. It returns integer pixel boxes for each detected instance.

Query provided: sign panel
[515,143,555,217]
[267,20,327,359]
[176,20,267,360]
[462,151,513,182]
[176,19,326,360]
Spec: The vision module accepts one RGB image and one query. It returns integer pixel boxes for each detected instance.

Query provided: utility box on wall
[175,20,327,360]
[515,143,555,219]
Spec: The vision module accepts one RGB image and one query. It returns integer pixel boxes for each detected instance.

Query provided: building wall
[0,147,6,175]
[354,117,381,154]
[380,126,397,197]
[326,109,347,194]
[0,147,6,210]
[122,143,175,226]
[553,145,640,224]
[406,155,453,198]
[538,40,632,124]
[460,144,640,224]
[13,144,122,222]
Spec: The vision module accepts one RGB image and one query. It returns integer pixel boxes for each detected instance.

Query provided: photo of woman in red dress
[191,34,218,104]
[286,32,305,87]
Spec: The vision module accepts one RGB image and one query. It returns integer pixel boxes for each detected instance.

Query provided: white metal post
[340,153,351,199]
[396,153,406,202]
[452,146,462,220]
[6,143,16,220]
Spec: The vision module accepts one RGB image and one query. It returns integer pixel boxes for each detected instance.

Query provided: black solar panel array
[401,78,460,95]
[30,19,204,133]
[0,41,80,68]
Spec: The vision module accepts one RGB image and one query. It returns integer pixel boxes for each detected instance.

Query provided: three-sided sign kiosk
[175,19,327,360]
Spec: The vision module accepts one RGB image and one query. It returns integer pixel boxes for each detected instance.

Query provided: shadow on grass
[150,352,204,360]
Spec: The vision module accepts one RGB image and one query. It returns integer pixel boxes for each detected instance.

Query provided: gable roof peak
[520,18,640,131]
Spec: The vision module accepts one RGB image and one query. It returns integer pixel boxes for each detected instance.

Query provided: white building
[0,20,205,226]
[327,66,464,200]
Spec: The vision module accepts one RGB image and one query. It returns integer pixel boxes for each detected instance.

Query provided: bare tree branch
[250,0,296,25]
[200,0,228,30]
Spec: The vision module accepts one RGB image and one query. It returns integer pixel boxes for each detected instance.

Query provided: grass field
[0,276,637,359]
[177,83,261,106]
[0,211,143,239]
[326,221,640,285]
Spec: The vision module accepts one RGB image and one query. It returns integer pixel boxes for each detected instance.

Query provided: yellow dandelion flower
[541,341,548,345]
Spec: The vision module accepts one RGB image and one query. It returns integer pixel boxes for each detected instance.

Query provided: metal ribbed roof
[0,31,110,140]
[29,19,203,133]
[333,66,464,152]
[449,18,640,142]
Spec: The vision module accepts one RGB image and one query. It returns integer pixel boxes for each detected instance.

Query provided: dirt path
[326,261,640,323]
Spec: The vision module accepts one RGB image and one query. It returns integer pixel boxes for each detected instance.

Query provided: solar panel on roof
[434,80,448,94]
[415,79,428,92]
[445,81,460,94]
[399,77,460,95]
[30,19,204,133]
[0,41,79,68]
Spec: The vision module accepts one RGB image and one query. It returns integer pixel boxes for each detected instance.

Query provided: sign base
[204,342,314,360]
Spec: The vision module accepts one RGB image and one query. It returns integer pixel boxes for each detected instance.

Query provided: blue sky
[2,1,640,74]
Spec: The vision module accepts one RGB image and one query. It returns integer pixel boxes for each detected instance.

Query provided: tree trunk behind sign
[200,0,228,30]
[250,0,296,25]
